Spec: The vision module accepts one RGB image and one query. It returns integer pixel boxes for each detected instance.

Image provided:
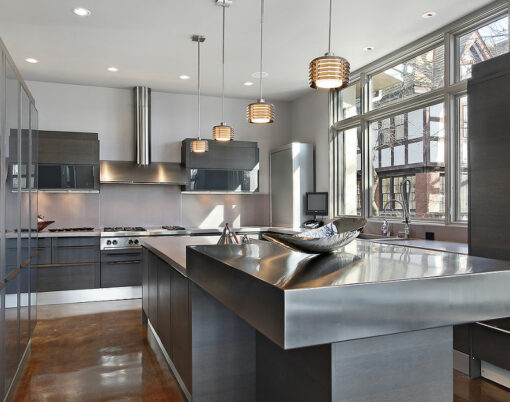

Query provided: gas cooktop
[103,226,147,232]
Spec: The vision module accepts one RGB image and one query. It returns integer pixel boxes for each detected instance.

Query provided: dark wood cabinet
[38,131,99,165]
[142,249,149,315]
[143,249,191,392]
[100,249,142,288]
[147,252,159,327]
[36,263,100,292]
[171,269,191,390]
[52,237,100,264]
[157,261,172,357]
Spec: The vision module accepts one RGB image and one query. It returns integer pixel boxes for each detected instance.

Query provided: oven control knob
[106,240,112,245]
[134,239,139,244]
[128,240,133,245]
[112,240,118,245]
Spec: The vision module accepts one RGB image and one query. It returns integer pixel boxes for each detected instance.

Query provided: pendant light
[309,0,350,90]
[247,0,274,124]
[191,35,208,153]
[213,1,234,141]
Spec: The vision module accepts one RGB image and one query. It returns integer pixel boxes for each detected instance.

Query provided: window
[370,46,445,110]
[457,15,509,81]
[457,95,469,221]
[340,81,361,119]
[369,104,445,220]
[333,126,362,216]
[332,3,508,225]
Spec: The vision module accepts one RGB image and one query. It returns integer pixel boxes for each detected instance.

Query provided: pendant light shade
[247,99,274,124]
[190,139,208,153]
[309,0,350,90]
[309,54,350,89]
[214,1,234,141]
[213,123,234,141]
[247,0,274,124]
[191,34,208,153]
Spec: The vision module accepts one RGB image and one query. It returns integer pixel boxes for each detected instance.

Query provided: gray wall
[289,90,329,191]
[29,80,288,228]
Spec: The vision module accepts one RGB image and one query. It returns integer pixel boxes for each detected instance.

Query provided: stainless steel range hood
[100,160,187,185]
[100,86,188,185]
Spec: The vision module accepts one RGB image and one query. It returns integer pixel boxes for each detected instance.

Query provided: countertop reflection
[190,239,510,290]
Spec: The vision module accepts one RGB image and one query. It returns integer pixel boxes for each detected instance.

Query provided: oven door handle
[104,260,141,265]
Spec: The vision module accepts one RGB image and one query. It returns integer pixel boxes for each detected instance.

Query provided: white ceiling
[0,0,494,101]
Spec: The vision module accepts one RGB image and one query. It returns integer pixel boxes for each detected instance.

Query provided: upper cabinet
[181,139,259,192]
[38,130,100,192]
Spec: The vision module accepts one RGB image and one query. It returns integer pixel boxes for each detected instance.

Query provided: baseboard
[147,320,191,401]
[4,340,31,402]
[453,350,470,375]
[481,361,510,389]
[37,286,141,305]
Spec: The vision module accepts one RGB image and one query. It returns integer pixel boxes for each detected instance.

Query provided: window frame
[330,0,509,225]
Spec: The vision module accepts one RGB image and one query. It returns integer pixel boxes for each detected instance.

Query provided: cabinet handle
[35,262,95,268]
[105,260,141,265]
[56,245,96,249]
[105,252,141,257]
[5,268,21,282]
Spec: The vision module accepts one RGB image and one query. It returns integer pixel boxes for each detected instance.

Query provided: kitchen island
[142,237,510,402]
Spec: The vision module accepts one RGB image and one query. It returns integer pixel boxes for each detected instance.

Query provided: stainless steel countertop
[186,239,510,349]
[34,226,300,238]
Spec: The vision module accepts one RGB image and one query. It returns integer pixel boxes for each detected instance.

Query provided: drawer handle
[105,260,141,265]
[476,321,510,335]
[105,252,141,257]
[36,262,95,268]
[5,268,21,282]
[57,245,96,249]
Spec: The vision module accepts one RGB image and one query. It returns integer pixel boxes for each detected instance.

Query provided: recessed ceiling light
[243,81,254,86]
[422,11,436,18]
[25,58,39,64]
[363,46,375,51]
[107,67,118,72]
[251,71,268,79]
[179,75,191,80]
[73,7,91,17]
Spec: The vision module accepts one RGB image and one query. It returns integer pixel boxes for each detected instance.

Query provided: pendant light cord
[221,6,226,122]
[328,0,332,54]
[259,0,264,100]
[197,38,201,139]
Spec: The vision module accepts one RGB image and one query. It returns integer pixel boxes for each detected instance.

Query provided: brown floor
[13,300,510,401]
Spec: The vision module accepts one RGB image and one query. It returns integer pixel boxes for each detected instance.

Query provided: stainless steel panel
[187,240,510,349]
[100,160,187,185]
[135,87,151,166]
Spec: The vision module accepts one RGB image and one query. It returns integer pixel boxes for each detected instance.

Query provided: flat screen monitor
[305,192,328,216]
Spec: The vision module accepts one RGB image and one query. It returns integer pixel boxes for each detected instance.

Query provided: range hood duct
[135,86,151,166]
[99,86,188,185]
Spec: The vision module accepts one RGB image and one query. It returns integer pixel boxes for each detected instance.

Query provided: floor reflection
[14,299,185,401]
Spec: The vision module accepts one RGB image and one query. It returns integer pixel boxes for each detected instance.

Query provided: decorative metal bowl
[262,217,367,254]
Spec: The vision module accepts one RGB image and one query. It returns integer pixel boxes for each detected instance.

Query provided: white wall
[289,90,329,191]
[29,80,290,228]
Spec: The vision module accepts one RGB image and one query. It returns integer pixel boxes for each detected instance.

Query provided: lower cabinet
[100,250,142,288]
[144,250,191,391]
[36,263,100,292]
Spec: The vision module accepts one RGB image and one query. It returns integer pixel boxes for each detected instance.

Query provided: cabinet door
[171,269,191,390]
[4,269,20,394]
[147,252,158,326]
[19,88,31,355]
[29,103,38,335]
[52,237,100,264]
[157,262,172,358]
[101,260,142,288]
[35,263,99,292]
[142,249,149,315]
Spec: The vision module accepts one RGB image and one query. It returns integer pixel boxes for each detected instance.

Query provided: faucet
[382,178,412,239]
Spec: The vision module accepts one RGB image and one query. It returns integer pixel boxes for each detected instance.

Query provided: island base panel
[257,326,453,402]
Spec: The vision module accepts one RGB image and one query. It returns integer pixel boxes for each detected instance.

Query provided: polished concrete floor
[13,299,510,401]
